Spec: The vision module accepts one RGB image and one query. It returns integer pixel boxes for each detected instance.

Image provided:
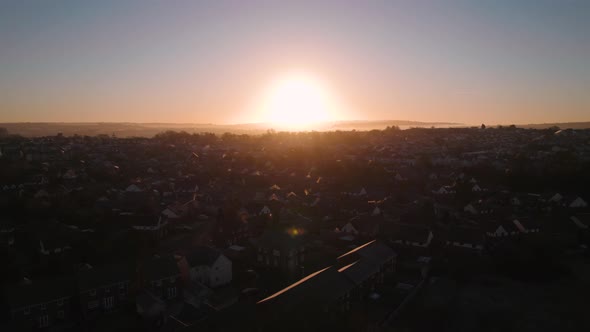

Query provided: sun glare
[260,72,339,130]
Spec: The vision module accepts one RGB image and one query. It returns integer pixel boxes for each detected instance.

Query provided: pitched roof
[446,227,485,244]
[258,240,395,310]
[78,264,134,291]
[185,247,222,267]
[387,224,432,243]
[3,278,75,310]
[258,266,354,310]
[253,230,306,252]
[143,256,180,281]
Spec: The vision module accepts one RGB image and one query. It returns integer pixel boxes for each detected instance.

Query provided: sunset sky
[1,0,589,125]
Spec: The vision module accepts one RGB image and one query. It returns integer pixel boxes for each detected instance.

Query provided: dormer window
[167,287,177,299]
[39,314,49,328]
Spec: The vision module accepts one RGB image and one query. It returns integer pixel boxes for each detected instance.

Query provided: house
[141,256,182,301]
[183,247,232,288]
[371,206,382,216]
[347,215,382,238]
[433,186,454,195]
[125,184,143,192]
[38,236,72,257]
[571,214,590,241]
[463,200,496,215]
[511,217,541,234]
[3,278,76,330]
[445,227,485,252]
[338,222,358,235]
[570,214,590,230]
[485,217,540,238]
[256,240,396,331]
[252,230,306,273]
[161,207,180,219]
[77,264,133,319]
[485,222,516,238]
[135,290,167,328]
[569,197,588,208]
[122,214,169,239]
[549,193,563,203]
[511,197,521,206]
[464,204,478,215]
[260,205,272,216]
[335,240,397,292]
[388,224,434,248]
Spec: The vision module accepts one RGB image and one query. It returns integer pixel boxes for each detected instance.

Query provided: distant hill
[0,121,462,137]
[0,122,258,138]
[0,120,588,137]
[515,122,590,130]
[326,120,462,130]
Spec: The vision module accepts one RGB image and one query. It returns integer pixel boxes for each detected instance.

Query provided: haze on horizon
[1,0,589,127]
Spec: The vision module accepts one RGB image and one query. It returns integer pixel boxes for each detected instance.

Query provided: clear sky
[1,0,589,125]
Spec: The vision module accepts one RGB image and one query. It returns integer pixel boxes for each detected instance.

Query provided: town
[1,126,589,331]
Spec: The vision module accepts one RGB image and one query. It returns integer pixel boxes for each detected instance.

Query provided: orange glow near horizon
[255,72,346,130]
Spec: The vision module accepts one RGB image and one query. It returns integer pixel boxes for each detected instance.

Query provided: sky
[0,0,589,125]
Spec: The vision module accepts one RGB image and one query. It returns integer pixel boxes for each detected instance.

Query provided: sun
[259,72,339,130]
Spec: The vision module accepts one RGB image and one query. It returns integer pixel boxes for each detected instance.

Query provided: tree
[480,123,486,129]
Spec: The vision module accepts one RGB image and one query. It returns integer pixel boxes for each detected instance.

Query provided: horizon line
[3,119,589,126]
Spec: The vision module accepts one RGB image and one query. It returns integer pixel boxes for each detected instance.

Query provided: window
[119,283,126,291]
[167,287,177,299]
[57,310,64,319]
[103,296,114,309]
[57,299,64,306]
[155,280,162,287]
[23,308,30,315]
[39,314,49,328]
[169,276,176,283]
[88,300,99,310]
[89,289,96,296]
